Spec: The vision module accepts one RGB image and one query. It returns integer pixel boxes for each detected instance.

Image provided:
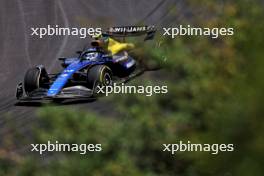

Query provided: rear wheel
[87,65,113,94]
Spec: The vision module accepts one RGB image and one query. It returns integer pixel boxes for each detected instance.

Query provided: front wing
[16,83,94,102]
[15,67,146,103]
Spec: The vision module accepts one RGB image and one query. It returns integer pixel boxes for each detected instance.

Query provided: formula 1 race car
[15,26,156,102]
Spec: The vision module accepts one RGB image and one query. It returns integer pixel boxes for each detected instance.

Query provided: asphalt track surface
[0,0,185,141]
[0,0,225,145]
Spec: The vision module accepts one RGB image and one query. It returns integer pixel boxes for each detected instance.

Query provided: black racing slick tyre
[24,67,49,95]
[87,65,113,93]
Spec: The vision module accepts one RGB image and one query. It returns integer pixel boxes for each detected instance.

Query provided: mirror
[76,51,82,55]
[58,57,66,61]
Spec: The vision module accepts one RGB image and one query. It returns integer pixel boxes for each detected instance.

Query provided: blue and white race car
[15,26,156,102]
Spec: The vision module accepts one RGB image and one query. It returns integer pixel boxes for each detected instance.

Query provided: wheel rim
[103,73,112,86]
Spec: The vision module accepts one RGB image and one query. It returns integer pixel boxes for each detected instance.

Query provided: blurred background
[0,0,264,175]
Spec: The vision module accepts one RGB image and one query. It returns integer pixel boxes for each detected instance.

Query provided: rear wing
[103,25,156,40]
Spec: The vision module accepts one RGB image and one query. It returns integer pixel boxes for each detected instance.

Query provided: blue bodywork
[47,48,136,97]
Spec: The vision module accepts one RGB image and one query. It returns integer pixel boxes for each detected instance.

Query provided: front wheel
[87,65,113,95]
[24,67,49,95]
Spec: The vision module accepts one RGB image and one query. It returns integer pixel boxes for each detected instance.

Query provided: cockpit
[82,52,99,61]
[80,47,105,61]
